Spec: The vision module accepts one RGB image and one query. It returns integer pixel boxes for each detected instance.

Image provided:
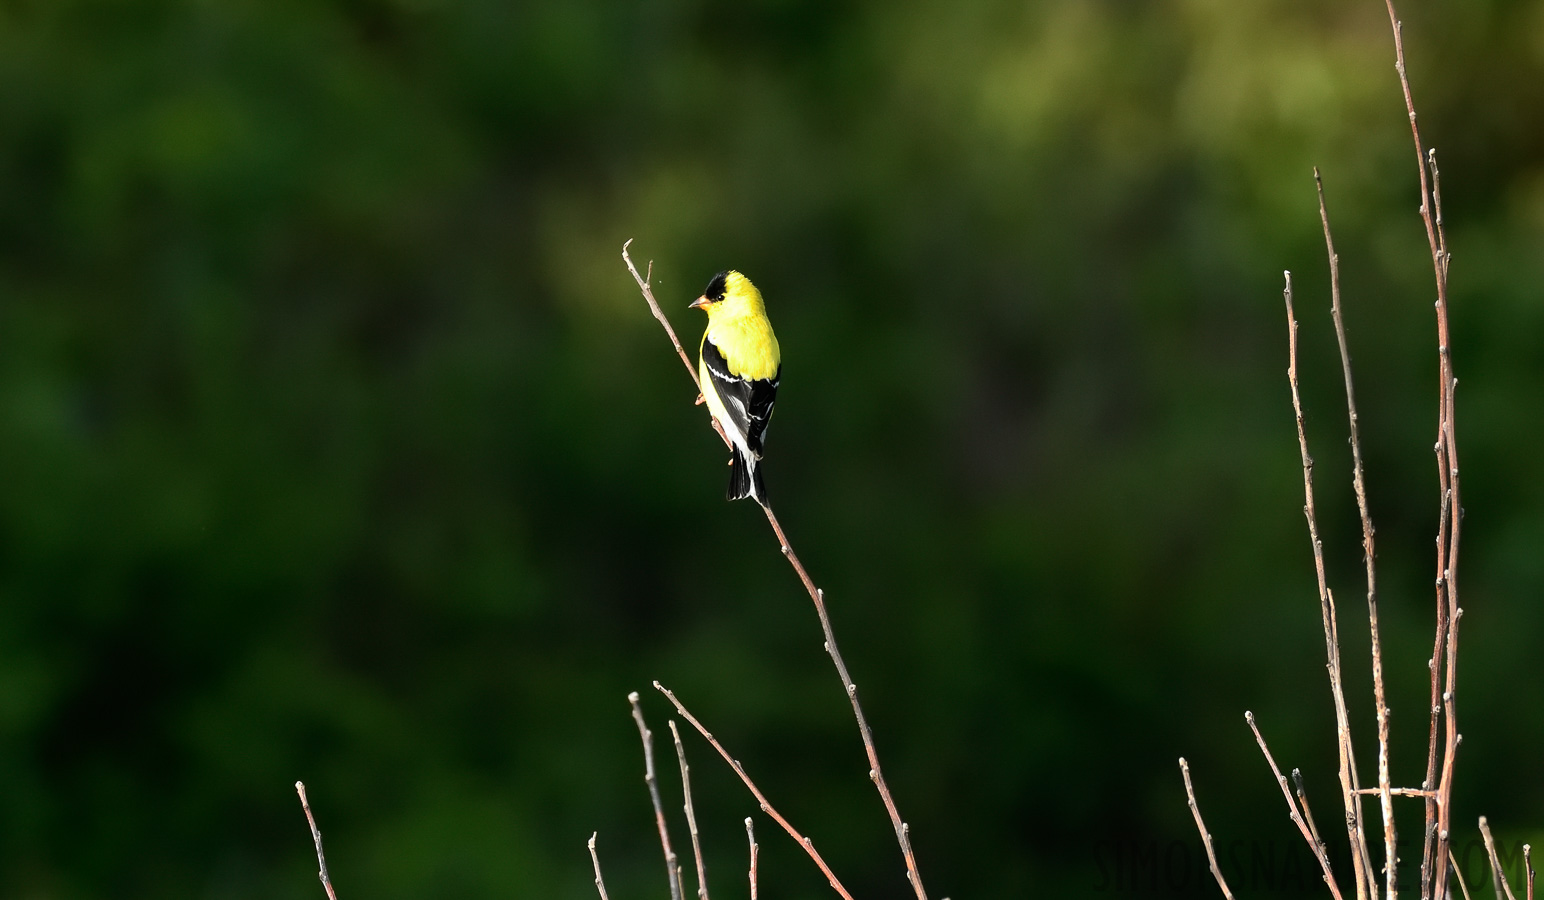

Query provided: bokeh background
[2,0,1542,897]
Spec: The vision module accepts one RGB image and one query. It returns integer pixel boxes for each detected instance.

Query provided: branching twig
[1480,817,1520,900]
[1283,271,1376,899]
[588,833,612,900]
[294,782,340,900]
[1179,758,1237,900]
[1245,712,1347,900]
[630,692,684,900]
[1292,769,1329,858]
[746,817,760,900]
[654,681,857,900]
[625,240,927,900]
[670,720,711,900]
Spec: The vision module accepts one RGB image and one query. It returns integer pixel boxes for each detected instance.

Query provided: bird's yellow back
[703,271,781,380]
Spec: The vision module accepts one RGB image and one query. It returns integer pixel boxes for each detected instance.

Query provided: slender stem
[1293,769,1329,859]
[588,833,612,900]
[1317,170,1397,900]
[294,782,341,900]
[1452,849,1476,900]
[630,692,684,900]
[1525,844,1535,900]
[1381,9,1463,898]
[746,818,760,900]
[1246,712,1347,900]
[1179,758,1237,900]
[1480,818,1519,900]
[625,240,927,900]
[1283,271,1375,899]
[670,720,712,900]
[654,681,858,900]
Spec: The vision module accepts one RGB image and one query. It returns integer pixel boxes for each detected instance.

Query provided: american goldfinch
[690,270,781,506]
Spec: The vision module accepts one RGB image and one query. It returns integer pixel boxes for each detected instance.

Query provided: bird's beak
[688,296,711,310]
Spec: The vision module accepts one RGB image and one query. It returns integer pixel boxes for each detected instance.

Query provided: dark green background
[1,0,1540,897]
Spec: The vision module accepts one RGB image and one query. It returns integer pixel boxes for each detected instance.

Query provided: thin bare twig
[1452,849,1476,900]
[1283,271,1376,899]
[654,681,857,900]
[1480,818,1520,900]
[1317,169,1397,900]
[294,781,340,900]
[625,240,927,900]
[1179,758,1237,900]
[1381,8,1463,899]
[1525,844,1535,900]
[630,692,684,900]
[1293,769,1329,858]
[746,818,760,900]
[670,720,711,900]
[588,833,612,900]
[1245,712,1347,900]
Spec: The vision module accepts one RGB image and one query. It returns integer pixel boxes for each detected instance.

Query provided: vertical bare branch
[1525,844,1535,900]
[624,240,927,900]
[1316,170,1398,900]
[1480,818,1520,900]
[294,782,341,900]
[588,833,612,900]
[1283,271,1376,899]
[655,681,858,900]
[630,692,684,900]
[670,720,712,900]
[1245,713,1348,900]
[1380,9,1464,898]
[746,818,760,900]
[1179,758,1237,900]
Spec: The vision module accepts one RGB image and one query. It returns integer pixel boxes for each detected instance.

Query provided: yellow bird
[690,270,781,506]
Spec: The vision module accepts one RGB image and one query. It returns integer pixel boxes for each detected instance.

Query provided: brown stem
[654,681,857,900]
[1380,8,1463,898]
[1283,271,1375,899]
[1179,758,1237,900]
[1293,769,1330,859]
[1246,712,1347,900]
[294,782,341,900]
[630,692,684,900]
[588,833,612,900]
[1317,170,1397,900]
[670,720,712,900]
[1524,844,1535,900]
[746,817,760,900]
[1452,849,1476,900]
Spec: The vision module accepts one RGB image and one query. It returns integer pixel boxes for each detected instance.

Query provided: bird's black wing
[702,338,779,457]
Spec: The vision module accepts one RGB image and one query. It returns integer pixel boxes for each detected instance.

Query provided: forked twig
[746,817,760,900]
[630,692,684,900]
[1283,271,1376,899]
[1480,817,1520,900]
[294,781,341,900]
[624,240,928,900]
[670,720,712,900]
[654,681,857,900]
[1179,758,1237,900]
[1292,769,1329,858]
[588,833,612,900]
[1245,712,1347,900]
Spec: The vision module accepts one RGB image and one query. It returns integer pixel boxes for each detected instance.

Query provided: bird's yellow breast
[706,313,781,381]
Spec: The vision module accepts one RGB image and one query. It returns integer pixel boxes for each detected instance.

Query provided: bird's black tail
[727,446,768,507]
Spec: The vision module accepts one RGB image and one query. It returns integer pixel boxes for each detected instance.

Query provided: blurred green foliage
[1,0,1542,897]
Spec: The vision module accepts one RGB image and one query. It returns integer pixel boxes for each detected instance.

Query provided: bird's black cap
[702,271,729,302]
